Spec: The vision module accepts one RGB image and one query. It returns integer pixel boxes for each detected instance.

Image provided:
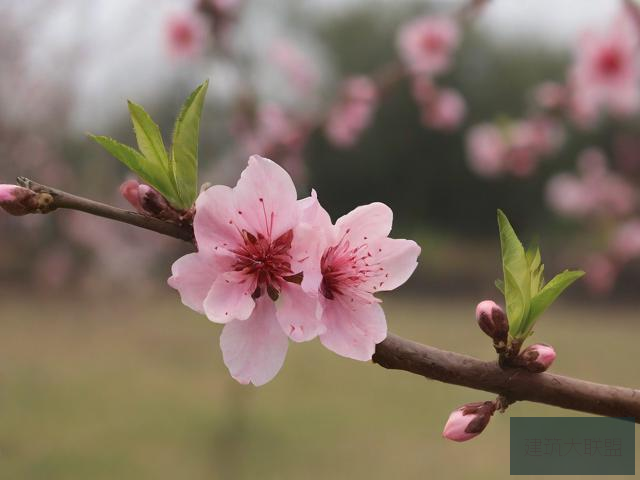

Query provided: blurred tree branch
[16,178,640,423]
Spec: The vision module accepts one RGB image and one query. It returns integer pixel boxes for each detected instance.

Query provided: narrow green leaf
[127,101,178,201]
[505,267,528,335]
[89,135,179,205]
[526,240,544,297]
[524,270,585,336]
[497,209,531,331]
[170,80,209,210]
[495,278,505,295]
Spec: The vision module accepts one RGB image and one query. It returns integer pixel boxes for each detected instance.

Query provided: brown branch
[14,179,640,423]
[373,334,640,423]
[16,177,194,243]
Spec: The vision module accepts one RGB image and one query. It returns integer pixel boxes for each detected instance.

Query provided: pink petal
[366,238,421,292]
[293,191,334,293]
[335,202,393,245]
[168,252,219,314]
[319,300,387,361]
[220,297,289,386]
[233,155,298,239]
[203,272,255,323]
[276,283,325,342]
[194,185,244,253]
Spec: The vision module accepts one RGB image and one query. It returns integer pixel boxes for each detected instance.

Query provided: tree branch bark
[373,334,640,422]
[14,179,640,423]
[16,177,194,243]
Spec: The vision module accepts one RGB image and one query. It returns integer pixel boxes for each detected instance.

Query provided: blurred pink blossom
[534,81,567,111]
[467,117,564,178]
[270,40,319,96]
[397,16,460,76]
[165,11,207,59]
[584,254,618,295]
[325,76,379,148]
[569,14,640,123]
[546,148,636,219]
[611,219,640,261]
[465,124,507,178]
[421,88,466,131]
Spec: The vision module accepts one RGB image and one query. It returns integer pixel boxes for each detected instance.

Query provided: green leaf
[495,278,505,295]
[127,101,184,207]
[525,239,544,297]
[497,210,531,333]
[170,80,209,210]
[523,270,585,336]
[89,135,179,206]
[505,266,528,335]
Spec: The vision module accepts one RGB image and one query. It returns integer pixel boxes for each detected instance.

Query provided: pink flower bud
[120,180,143,213]
[442,401,496,442]
[475,300,508,344]
[517,343,556,373]
[0,184,38,216]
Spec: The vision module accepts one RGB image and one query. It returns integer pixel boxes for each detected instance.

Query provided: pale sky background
[2,0,623,132]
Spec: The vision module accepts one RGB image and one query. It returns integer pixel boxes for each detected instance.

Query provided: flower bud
[442,401,496,442]
[475,300,508,344]
[120,180,143,213]
[516,343,556,373]
[138,184,181,222]
[0,184,38,216]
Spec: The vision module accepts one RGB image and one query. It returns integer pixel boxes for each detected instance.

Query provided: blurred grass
[0,295,638,479]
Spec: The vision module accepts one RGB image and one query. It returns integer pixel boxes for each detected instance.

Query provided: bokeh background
[1,0,639,478]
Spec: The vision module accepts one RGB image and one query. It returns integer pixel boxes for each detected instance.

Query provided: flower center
[231,228,301,301]
[421,33,444,54]
[319,230,387,303]
[597,47,623,76]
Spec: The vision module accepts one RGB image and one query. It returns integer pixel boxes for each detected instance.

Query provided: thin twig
[13,179,640,423]
[16,177,194,243]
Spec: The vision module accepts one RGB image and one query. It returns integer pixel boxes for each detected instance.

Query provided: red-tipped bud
[475,300,508,344]
[442,401,496,442]
[138,185,181,222]
[516,343,556,373]
[120,180,143,213]
[0,184,39,216]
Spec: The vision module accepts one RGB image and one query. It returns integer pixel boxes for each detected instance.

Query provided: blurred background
[1,0,639,478]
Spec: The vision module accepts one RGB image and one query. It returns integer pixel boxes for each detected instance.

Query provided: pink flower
[168,156,325,385]
[516,344,556,373]
[325,76,379,148]
[397,16,460,75]
[442,401,496,442]
[611,220,640,261]
[421,88,466,131]
[534,81,567,111]
[466,124,507,177]
[570,14,640,121]
[584,254,618,295]
[546,148,636,219]
[298,194,421,360]
[270,39,319,96]
[166,12,207,59]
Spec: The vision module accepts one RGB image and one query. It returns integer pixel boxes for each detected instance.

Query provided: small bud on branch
[475,300,508,353]
[514,343,557,373]
[442,400,496,442]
